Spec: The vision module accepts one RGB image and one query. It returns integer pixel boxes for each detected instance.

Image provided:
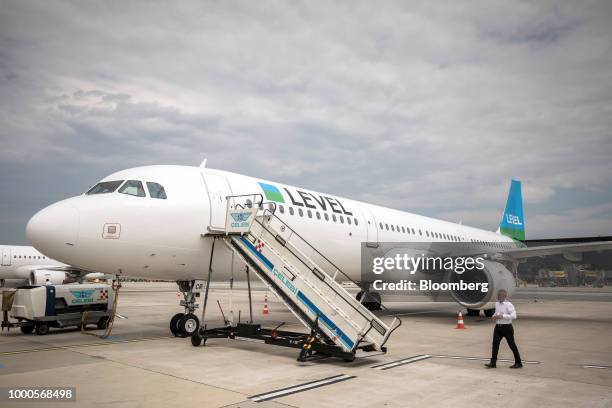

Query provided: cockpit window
[118,180,146,197]
[146,182,167,199]
[86,180,124,195]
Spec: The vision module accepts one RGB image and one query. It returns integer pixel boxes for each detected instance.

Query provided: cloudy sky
[1,1,611,244]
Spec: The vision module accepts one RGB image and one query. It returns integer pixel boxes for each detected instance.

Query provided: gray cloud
[1,0,611,244]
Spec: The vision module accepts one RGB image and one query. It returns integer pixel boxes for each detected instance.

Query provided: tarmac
[0,282,611,407]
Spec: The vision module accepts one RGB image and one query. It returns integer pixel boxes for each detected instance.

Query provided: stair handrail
[250,201,403,347]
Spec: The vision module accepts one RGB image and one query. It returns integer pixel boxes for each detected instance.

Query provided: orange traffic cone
[262,293,269,315]
[456,311,465,329]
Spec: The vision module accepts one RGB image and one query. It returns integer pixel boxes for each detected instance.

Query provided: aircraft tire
[170,313,184,337]
[357,291,382,310]
[466,308,480,317]
[178,313,199,337]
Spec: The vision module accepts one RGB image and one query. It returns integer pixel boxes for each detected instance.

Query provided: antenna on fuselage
[200,158,207,168]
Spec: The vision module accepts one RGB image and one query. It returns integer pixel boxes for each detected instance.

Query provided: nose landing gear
[170,281,201,337]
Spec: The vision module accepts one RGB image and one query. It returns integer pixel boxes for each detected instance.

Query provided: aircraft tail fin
[498,179,525,241]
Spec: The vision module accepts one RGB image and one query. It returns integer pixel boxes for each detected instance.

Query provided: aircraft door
[203,174,233,230]
[359,206,379,247]
[1,248,11,266]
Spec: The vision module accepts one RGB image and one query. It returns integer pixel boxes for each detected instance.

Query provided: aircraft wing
[501,241,612,260]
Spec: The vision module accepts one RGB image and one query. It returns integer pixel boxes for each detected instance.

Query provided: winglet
[498,179,525,241]
[200,158,207,168]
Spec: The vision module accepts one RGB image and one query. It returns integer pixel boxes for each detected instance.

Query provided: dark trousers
[491,324,522,365]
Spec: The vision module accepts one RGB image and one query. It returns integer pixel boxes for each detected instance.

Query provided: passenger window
[332,214,337,222]
[316,212,321,220]
[86,180,124,195]
[146,182,167,199]
[289,207,294,215]
[324,213,329,221]
[340,215,344,223]
[385,224,389,230]
[379,222,384,229]
[354,218,358,226]
[279,205,285,214]
[307,210,312,218]
[347,217,351,225]
[298,208,303,217]
[119,180,146,197]
[401,226,405,233]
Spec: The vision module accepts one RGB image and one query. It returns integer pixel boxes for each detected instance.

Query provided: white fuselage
[0,245,65,285]
[25,166,519,302]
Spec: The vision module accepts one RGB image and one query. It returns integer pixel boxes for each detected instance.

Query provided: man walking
[485,289,523,368]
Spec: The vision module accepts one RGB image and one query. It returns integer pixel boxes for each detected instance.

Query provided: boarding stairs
[200,194,400,361]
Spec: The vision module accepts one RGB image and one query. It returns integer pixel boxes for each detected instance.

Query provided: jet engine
[447,260,516,309]
[29,270,68,285]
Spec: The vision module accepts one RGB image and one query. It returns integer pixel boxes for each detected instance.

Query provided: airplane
[0,245,103,288]
[24,164,612,337]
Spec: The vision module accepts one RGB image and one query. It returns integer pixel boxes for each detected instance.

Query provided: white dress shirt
[494,300,517,325]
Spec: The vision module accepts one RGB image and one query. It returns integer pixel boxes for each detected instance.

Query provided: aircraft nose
[26,200,79,262]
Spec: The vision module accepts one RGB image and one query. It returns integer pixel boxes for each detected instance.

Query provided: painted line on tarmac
[371,354,432,370]
[431,355,540,364]
[583,365,611,370]
[0,336,172,356]
[392,311,439,317]
[249,374,355,402]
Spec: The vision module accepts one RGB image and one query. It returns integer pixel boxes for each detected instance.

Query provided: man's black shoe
[509,363,523,369]
[484,363,496,368]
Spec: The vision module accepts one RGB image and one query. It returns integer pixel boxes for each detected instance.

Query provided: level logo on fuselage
[258,182,353,216]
